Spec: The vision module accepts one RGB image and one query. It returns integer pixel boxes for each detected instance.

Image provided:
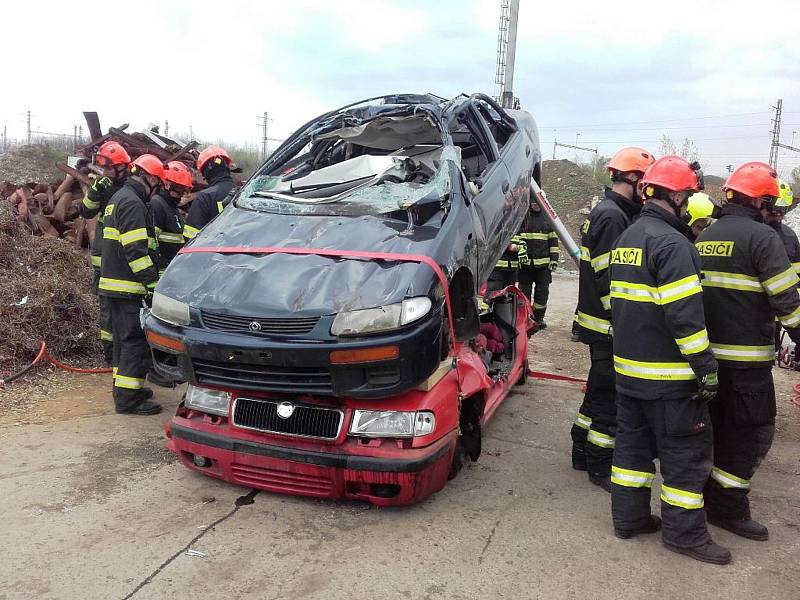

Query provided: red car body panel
[165,286,532,506]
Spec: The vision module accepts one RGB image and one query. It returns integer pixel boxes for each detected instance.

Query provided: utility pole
[726,164,733,174]
[189,125,194,141]
[79,125,83,145]
[73,125,78,149]
[553,140,598,165]
[164,120,169,137]
[768,99,800,169]
[769,99,782,169]
[26,109,31,145]
[262,111,269,160]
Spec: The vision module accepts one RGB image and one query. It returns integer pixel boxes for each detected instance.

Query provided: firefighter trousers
[704,367,775,521]
[518,267,551,322]
[108,297,151,411]
[487,268,517,292]
[571,339,616,476]
[93,269,114,365]
[612,393,713,548]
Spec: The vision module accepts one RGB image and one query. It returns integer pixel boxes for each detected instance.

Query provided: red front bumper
[167,418,457,506]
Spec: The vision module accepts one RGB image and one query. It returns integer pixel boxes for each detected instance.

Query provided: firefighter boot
[663,539,732,565]
[572,445,587,471]
[589,474,612,493]
[615,515,662,539]
[116,398,162,416]
[707,515,769,541]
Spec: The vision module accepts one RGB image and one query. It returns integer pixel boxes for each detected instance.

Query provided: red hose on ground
[792,384,800,409]
[0,340,112,387]
[528,369,586,384]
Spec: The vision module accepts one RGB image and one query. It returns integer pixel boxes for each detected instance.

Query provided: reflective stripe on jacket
[518,208,559,268]
[576,188,640,343]
[697,203,800,368]
[79,181,122,271]
[184,172,234,240]
[610,203,717,400]
[150,192,185,272]
[98,179,159,299]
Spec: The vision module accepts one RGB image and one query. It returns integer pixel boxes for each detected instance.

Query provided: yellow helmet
[775,179,794,209]
[686,192,716,226]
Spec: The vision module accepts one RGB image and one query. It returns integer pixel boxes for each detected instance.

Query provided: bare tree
[659,134,700,163]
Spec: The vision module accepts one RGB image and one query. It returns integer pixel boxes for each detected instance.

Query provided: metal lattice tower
[495,0,510,100]
[769,99,782,169]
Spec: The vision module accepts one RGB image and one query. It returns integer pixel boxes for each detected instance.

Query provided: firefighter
[518,198,559,328]
[183,145,235,240]
[698,164,800,542]
[610,155,729,564]
[570,147,655,490]
[763,180,799,351]
[487,234,528,292]
[684,192,717,241]
[151,161,189,275]
[79,141,130,364]
[99,154,164,415]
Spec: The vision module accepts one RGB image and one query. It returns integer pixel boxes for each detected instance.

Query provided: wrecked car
[146,93,543,505]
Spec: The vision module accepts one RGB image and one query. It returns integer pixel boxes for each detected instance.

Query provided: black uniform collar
[604,187,641,220]
[721,202,763,222]
[640,202,695,240]
[124,178,148,201]
[205,169,233,187]
[155,190,180,209]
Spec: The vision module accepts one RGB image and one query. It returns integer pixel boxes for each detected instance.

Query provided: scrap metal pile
[1,122,199,249]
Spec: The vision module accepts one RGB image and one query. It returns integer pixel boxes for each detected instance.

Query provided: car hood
[157,206,444,317]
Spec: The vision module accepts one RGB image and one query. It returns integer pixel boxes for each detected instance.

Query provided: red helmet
[96,141,131,167]
[197,145,232,172]
[164,161,193,188]
[130,154,165,181]
[722,161,779,200]
[641,155,701,194]
[606,147,655,175]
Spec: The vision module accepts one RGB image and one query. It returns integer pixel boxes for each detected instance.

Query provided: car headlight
[331,297,432,336]
[151,291,190,326]
[349,410,436,438]
[184,384,231,416]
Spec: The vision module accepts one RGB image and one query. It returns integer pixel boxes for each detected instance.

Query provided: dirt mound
[541,160,604,268]
[0,145,67,187]
[0,201,101,373]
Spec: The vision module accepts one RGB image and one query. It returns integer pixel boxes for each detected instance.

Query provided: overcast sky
[2,0,799,176]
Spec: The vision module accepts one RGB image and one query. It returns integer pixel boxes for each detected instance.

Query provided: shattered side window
[237,146,461,217]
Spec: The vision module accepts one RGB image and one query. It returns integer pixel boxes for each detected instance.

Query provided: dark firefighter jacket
[576,188,641,343]
[610,203,717,400]
[79,180,122,271]
[150,192,185,274]
[697,203,800,368]
[495,235,528,270]
[98,179,159,299]
[772,222,800,275]
[518,208,559,268]
[183,170,234,240]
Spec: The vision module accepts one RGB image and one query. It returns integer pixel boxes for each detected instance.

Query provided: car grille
[230,463,334,496]
[232,397,342,440]
[200,310,320,335]
[193,359,334,394]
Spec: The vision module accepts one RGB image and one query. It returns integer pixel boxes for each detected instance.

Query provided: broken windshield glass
[238,145,461,217]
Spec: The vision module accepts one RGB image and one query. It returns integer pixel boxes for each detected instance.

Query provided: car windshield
[237,111,461,217]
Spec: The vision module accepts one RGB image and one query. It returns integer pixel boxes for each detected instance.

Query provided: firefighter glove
[88,176,113,201]
[549,260,558,272]
[698,370,718,401]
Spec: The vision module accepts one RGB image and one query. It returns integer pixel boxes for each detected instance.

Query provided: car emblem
[248,321,262,331]
[276,402,295,419]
